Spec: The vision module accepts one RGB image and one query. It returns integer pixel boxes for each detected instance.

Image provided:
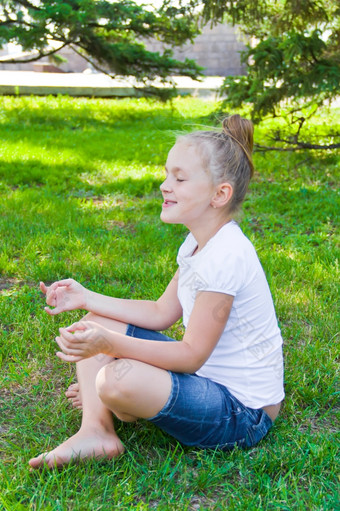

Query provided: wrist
[101,329,116,356]
[83,288,95,311]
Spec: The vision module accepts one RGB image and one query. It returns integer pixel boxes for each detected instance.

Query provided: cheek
[188,188,214,207]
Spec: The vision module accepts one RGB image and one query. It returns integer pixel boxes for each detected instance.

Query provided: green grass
[0,95,339,510]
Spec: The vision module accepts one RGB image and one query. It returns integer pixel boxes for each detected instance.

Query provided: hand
[40,279,88,315]
[55,321,113,363]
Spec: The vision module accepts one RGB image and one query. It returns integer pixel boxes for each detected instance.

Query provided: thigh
[147,372,273,450]
[82,312,127,335]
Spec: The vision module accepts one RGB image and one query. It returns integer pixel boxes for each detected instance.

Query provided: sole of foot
[29,428,125,470]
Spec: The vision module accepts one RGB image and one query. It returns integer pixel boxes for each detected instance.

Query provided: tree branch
[0,42,70,64]
[310,48,320,63]
[12,0,42,11]
[255,140,340,151]
[0,19,16,26]
[69,44,116,78]
[0,18,36,28]
[69,44,175,99]
[293,117,305,143]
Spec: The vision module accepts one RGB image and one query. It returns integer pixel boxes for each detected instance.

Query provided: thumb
[45,306,64,316]
[65,322,87,332]
[40,282,48,294]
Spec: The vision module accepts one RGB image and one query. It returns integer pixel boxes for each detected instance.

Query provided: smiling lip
[162,200,177,208]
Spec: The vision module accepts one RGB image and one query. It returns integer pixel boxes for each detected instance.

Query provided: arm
[57,291,234,374]
[85,270,182,330]
[41,271,182,331]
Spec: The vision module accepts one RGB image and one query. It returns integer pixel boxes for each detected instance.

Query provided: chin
[160,212,178,224]
[160,215,172,224]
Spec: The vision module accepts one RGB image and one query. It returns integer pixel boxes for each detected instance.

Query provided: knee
[96,359,134,406]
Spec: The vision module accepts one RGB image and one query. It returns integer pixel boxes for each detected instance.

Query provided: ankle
[80,418,116,435]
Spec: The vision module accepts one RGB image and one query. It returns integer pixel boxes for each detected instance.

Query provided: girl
[29,115,284,469]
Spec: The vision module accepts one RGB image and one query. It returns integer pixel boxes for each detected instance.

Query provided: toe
[66,383,79,394]
[29,452,48,469]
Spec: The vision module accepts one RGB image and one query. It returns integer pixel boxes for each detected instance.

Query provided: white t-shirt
[176,220,284,409]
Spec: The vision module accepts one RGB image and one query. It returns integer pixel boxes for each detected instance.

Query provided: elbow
[187,358,206,374]
[180,344,207,374]
[154,300,182,331]
[184,362,202,374]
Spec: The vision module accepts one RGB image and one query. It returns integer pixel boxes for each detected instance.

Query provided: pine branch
[0,42,70,64]
[0,18,37,28]
[12,0,42,11]
[69,43,116,78]
[69,44,176,99]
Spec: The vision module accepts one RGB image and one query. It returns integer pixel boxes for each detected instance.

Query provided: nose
[160,175,171,193]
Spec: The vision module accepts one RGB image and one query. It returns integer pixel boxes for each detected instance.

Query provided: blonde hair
[177,115,254,213]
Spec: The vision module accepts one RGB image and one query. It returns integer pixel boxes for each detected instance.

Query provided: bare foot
[28,427,125,469]
[65,383,82,409]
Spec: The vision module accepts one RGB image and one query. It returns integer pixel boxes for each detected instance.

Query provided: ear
[211,182,233,209]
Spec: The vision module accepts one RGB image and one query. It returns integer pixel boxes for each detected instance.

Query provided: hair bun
[222,115,254,176]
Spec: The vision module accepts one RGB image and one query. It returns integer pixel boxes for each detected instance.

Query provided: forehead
[166,142,205,173]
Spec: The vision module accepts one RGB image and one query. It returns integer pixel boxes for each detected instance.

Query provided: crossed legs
[29,313,172,469]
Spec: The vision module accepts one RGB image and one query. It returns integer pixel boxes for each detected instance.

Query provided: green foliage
[0,96,339,509]
[0,0,203,99]
[223,29,339,119]
[198,0,340,148]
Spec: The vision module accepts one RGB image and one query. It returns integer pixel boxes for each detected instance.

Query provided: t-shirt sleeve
[193,247,247,297]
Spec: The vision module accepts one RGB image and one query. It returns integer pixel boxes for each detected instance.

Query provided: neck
[187,214,232,252]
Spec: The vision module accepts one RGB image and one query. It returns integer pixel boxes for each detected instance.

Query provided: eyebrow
[164,166,185,175]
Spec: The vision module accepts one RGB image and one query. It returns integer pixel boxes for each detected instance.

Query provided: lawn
[0,95,339,510]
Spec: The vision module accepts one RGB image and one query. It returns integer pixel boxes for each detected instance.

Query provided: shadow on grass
[0,171,337,251]
[0,160,162,195]
[0,97,208,166]
[0,97,187,130]
[2,96,339,174]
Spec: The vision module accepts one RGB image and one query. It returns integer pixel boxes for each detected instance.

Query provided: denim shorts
[125,324,273,451]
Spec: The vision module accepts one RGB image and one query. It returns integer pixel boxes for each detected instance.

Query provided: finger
[45,306,63,316]
[49,279,74,291]
[65,322,87,333]
[56,334,76,350]
[56,351,83,363]
[40,282,48,294]
[59,327,82,342]
[55,336,84,355]
[60,328,93,345]
[45,289,57,307]
[77,320,98,329]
